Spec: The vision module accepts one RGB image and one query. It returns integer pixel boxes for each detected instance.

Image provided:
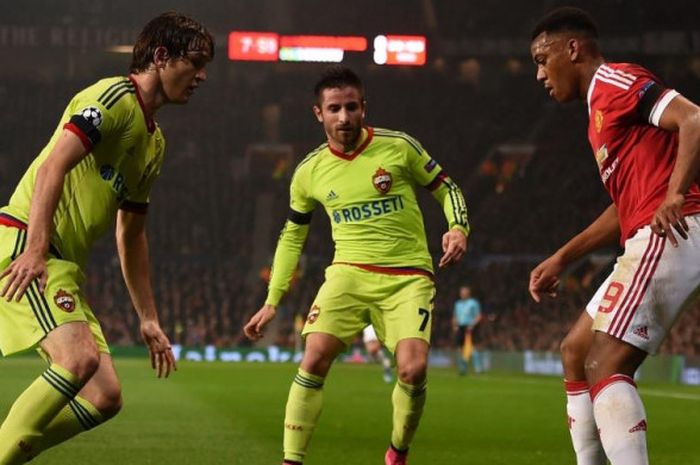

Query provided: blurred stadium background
[1,1,699,463]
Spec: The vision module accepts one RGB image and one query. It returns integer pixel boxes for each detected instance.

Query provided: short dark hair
[313,66,364,104]
[130,12,215,73]
[531,6,598,41]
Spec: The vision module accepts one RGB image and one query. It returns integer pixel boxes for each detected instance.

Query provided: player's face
[530,32,580,103]
[161,50,211,104]
[314,86,366,150]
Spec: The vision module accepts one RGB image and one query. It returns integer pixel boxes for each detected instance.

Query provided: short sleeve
[601,65,677,128]
[63,79,135,151]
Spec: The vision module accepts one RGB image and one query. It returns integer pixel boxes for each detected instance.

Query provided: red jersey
[587,62,700,243]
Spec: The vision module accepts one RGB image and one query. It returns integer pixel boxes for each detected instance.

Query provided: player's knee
[560,334,585,368]
[300,351,334,377]
[53,349,101,382]
[583,353,602,385]
[94,386,123,419]
[397,360,427,385]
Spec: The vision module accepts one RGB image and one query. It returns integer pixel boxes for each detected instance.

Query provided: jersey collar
[128,75,156,134]
[328,126,374,161]
[586,64,604,116]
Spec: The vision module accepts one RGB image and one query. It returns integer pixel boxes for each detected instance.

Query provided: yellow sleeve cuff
[450,223,470,237]
[265,288,285,307]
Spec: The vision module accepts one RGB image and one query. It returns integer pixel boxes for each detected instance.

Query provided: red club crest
[372,167,392,194]
[54,289,76,313]
[307,305,321,324]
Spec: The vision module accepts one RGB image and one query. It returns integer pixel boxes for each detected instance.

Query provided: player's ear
[567,38,581,63]
[153,46,170,69]
[361,99,367,119]
[313,104,323,123]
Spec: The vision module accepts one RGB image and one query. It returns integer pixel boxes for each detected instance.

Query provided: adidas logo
[326,190,338,201]
[633,326,649,340]
[567,415,576,429]
[629,419,647,433]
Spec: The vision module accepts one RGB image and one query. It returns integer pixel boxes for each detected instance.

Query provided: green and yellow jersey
[0,76,165,268]
[266,126,469,306]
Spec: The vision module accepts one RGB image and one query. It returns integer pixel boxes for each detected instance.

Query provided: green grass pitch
[1,358,699,464]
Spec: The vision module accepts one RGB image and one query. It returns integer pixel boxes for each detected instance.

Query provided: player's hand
[651,193,688,247]
[529,253,565,303]
[0,248,48,302]
[439,229,468,268]
[244,304,277,340]
[140,319,176,378]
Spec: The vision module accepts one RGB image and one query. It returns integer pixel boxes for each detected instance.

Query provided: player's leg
[364,327,393,383]
[283,332,346,465]
[33,353,122,455]
[388,337,429,463]
[560,311,605,465]
[585,333,648,465]
[0,247,114,464]
[378,275,434,465]
[0,322,99,464]
[283,264,368,465]
[586,221,700,465]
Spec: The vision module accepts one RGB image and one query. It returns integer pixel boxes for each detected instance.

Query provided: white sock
[565,380,606,465]
[591,374,648,465]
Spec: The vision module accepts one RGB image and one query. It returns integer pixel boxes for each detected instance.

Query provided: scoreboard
[228,31,426,66]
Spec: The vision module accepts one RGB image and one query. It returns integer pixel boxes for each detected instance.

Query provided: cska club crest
[54,289,76,313]
[372,167,392,195]
[307,305,321,324]
[595,110,604,133]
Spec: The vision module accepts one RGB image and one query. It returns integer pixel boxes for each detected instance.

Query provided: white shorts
[586,215,700,354]
[363,325,379,344]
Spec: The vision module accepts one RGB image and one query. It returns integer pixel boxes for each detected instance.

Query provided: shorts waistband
[0,213,63,259]
[333,262,434,280]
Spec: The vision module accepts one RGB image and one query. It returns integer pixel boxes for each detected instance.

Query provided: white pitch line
[639,389,700,401]
[464,374,700,401]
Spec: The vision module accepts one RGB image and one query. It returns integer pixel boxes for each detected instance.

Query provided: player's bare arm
[438,228,468,268]
[529,203,619,302]
[116,209,176,378]
[0,130,88,301]
[652,95,700,246]
[244,304,278,340]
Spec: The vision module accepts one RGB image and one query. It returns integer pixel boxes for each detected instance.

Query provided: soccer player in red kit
[528,7,700,465]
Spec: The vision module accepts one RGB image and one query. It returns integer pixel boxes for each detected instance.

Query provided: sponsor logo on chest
[100,164,130,201]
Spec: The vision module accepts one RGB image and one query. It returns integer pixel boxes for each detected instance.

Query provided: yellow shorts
[0,225,109,356]
[301,264,435,353]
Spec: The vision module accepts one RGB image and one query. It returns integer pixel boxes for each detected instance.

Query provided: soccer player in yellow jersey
[0,13,213,464]
[244,66,470,465]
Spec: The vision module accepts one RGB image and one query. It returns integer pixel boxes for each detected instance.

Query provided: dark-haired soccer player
[0,12,213,464]
[528,7,700,465]
[244,66,469,465]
